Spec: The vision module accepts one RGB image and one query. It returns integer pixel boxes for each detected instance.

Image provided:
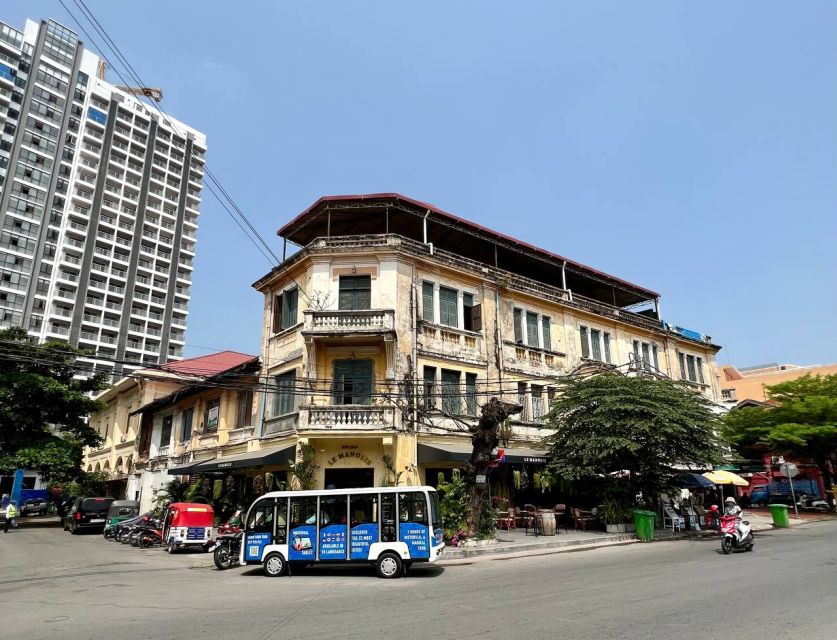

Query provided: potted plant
[624,507,636,532]
[601,499,629,533]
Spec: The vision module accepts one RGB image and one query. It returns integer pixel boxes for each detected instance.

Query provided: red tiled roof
[159,350,257,377]
[277,193,659,299]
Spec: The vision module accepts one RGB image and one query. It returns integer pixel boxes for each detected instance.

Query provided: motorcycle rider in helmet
[724,496,744,537]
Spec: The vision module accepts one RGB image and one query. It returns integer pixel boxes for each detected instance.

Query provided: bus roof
[257,486,437,499]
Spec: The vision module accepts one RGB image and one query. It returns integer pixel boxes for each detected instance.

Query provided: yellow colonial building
[84,351,259,510]
[247,193,723,491]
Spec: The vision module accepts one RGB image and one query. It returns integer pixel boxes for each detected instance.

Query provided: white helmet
[725,497,736,504]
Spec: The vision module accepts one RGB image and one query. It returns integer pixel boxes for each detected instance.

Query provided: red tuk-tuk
[163,503,214,553]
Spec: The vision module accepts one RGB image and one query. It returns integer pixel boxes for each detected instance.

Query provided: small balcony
[418,321,485,366]
[302,309,397,379]
[300,405,397,432]
[503,341,565,375]
[302,309,395,336]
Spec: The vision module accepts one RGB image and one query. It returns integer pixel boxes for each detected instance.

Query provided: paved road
[2,520,836,640]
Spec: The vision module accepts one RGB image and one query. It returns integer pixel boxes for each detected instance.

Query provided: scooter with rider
[720,496,754,554]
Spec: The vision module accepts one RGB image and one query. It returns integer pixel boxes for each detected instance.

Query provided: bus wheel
[376,552,403,579]
[264,552,287,577]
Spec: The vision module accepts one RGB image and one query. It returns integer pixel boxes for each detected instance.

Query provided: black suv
[65,497,115,533]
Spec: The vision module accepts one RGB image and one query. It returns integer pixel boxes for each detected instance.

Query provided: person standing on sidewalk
[3,501,17,532]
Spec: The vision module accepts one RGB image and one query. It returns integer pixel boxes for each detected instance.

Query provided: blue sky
[6,2,836,366]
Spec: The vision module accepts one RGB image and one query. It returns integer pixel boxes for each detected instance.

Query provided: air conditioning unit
[771,456,785,465]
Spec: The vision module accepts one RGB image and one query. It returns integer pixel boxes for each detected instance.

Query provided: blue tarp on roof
[672,326,704,342]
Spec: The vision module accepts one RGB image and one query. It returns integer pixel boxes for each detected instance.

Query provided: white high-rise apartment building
[0,18,205,377]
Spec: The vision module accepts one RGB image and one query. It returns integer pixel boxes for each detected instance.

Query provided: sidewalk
[439,509,837,564]
[438,526,637,564]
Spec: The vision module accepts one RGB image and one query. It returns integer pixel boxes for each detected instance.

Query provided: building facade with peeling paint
[243,193,722,491]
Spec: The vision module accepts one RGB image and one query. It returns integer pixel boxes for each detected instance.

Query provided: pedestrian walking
[4,501,17,532]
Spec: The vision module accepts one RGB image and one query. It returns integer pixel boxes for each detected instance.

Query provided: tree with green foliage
[543,373,725,507]
[66,470,110,499]
[0,327,108,513]
[723,374,837,502]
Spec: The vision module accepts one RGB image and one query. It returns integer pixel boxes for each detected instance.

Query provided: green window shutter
[678,352,686,379]
[339,276,371,310]
[181,408,193,442]
[641,342,650,369]
[272,294,283,333]
[332,359,373,405]
[422,281,434,321]
[590,329,601,361]
[633,340,640,363]
[513,308,523,343]
[580,326,589,358]
[441,369,461,415]
[439,287,458,327]
[423,366,437,409]
[275,369,296,415]
[281,288,298,329]
[465,373,477,416]
[696,357,705,384]
[603,333,611,363]
[687,355,697,382]
[541,316,551,351]
[526,312,539,347]
[652,345,659,370]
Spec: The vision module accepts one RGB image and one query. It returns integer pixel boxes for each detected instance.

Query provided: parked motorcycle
[213,531,242,570]
[137,528,162,548]
[720,515,754,554]
[795,494,832,513]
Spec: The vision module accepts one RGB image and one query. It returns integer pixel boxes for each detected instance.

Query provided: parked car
[20,498,48,516]
[65,497,115,534]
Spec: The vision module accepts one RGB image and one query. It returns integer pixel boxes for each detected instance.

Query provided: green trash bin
[634,509,656,542]
[769,504,790,528]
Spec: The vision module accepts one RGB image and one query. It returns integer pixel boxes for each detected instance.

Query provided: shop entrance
[324,468,375,489]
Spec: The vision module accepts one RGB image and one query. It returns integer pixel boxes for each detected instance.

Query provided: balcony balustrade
[301,405,396,432]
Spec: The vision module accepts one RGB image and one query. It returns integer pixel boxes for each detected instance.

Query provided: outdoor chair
[572,508,597,531]
[523,504,538,536]
[554,503,567,530]
[496,508,514,530]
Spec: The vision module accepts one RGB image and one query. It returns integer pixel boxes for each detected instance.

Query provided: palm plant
[289,444,319,490]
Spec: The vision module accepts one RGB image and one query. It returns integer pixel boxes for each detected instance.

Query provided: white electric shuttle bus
[240,486,444,578]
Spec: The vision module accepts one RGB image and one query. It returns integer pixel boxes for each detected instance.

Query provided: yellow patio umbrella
[702,470,749,487]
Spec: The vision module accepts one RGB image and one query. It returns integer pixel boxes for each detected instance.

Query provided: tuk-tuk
[104,500,140,539]
[163,503,214,553]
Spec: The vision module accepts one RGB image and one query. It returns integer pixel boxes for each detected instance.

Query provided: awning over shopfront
[191,445,297,474]
[167,461,204,475]
[417,443,549,465]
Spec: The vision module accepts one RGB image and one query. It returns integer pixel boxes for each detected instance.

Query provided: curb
[438,538,639,565]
